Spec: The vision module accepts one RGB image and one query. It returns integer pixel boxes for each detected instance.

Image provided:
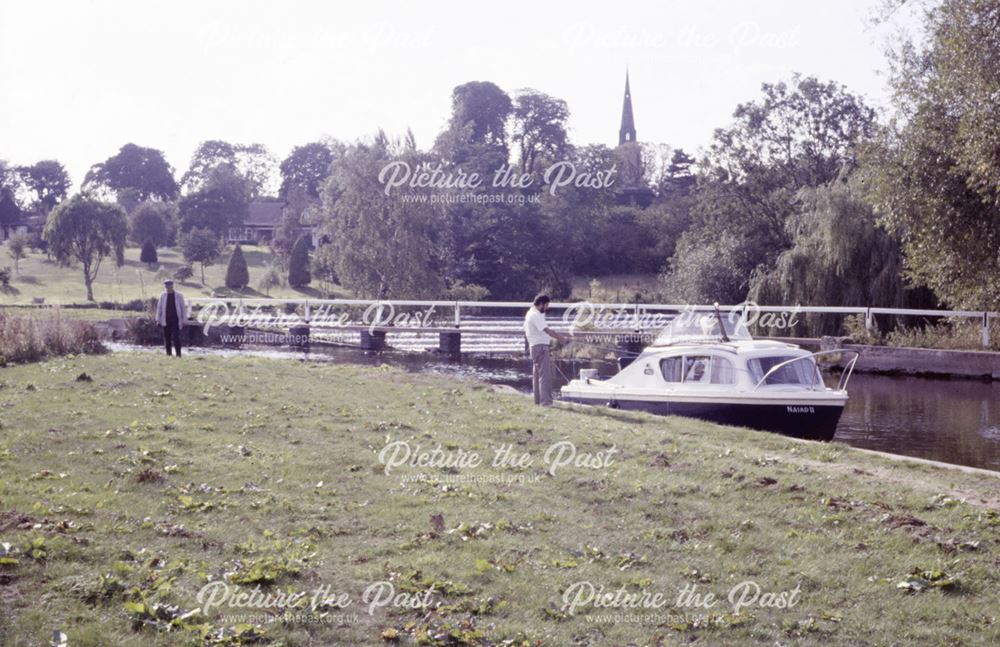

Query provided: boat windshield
[652,311,752,346]
[747,355,822,387]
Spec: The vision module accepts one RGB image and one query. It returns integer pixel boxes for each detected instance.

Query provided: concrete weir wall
[820,337,1000,380]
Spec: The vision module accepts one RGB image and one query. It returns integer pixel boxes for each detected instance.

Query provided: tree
[18,160,71,213]
[0,189,21,239]
[445,81,512,148]
[7,232,28,273]
[864,0,1000,309]
[180,227,220,284]
[269,208,303,272]
[140,239,158,269]
[178,165,249,237]
[129,201,175,247]
[317,140,445,298]
[225,244,250,289]
[511,90,570,174]
[749,177,933,335]
[659,149,697,197]
[182,140,277,197]
[434,81,512,172]
[257,263,280,296]
[705,74,877,188]
[664,75,878,303]
[311,243,339,295]
[279,142,336,201]
[83,144,179,202]
[44,194,127,301]
[288,235,311,288]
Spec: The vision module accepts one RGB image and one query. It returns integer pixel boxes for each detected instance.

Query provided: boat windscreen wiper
[713,302,731,342]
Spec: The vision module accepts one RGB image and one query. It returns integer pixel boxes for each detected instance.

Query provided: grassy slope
[0,353,998,646]
[0,244,349,306]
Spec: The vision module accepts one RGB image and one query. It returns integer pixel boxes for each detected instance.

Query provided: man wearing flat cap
[156,280,187,357]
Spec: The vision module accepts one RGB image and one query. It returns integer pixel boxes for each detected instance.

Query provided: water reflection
[835,374,1000,471]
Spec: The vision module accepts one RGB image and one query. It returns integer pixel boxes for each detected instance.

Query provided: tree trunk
[83,260,95,301]
[200,264,206,284]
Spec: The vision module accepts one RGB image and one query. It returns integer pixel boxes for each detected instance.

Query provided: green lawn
[1,353,998,645]
[0,244,350,306]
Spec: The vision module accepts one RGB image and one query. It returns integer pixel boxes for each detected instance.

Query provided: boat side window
[710,356,736,384]
[660,357,683,382]
[748,356,819,386]
[682,356,712,384]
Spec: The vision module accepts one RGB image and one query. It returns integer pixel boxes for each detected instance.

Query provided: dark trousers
[163,323,182,356]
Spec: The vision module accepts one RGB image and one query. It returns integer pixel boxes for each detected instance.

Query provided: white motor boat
[560,311,859,441]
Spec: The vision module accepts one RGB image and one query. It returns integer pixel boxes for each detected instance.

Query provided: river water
[108,330,1000,472]
[390,352,1000,472]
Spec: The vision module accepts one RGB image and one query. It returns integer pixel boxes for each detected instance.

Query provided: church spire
[619,69,636,145]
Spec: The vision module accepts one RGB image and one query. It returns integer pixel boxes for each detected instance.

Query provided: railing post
[865,307,872,332]
[454,302,461,328]
[304,300,311,324]
[983,312,990,349]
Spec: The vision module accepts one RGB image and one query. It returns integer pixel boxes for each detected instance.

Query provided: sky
[0,0,921,190]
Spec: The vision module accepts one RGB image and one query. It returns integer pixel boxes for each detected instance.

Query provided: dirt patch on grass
[794,454,1000,512]
[0,510,39,532]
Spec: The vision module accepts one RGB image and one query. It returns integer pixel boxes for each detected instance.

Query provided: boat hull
[561,395,844,441]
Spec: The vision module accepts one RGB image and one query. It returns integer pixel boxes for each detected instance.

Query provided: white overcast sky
[0,0,920,189]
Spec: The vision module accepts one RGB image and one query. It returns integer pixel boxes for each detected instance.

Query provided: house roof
[245,201,284,227]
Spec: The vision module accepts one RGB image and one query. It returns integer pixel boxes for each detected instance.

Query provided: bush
[174,265,194,281]
[288,236,311,287]
[842,314,882,345]
[26,231,46,252]
[0,266,10,288]
[884,318,1000,351]
[443,281,489,302]
[124,315,163,345]
[225,244,250,290]
[140,239,158,268]
[0,311,106,363]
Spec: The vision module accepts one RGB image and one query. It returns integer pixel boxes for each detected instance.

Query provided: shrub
[174,265,194,281]
[443,281,489,302]
[0,266,10,288]
[842,314,882,345]
[288,236,311,288]
[124,315,162,345]
[140,240,158,268]
[884,318,1000,351]
[0,311,106,363]
[26,232,46,252]
[225,244,250,290]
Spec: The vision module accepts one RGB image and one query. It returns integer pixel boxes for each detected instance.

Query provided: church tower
[619,70,636,145]
[615,70,653,207]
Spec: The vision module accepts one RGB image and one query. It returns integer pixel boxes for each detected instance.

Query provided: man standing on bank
[524,294,571,406]
[156,280,187,357]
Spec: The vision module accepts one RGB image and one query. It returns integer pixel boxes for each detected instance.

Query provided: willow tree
[317,136,445,299]
[44,194,127,301]
[749,177,932,335]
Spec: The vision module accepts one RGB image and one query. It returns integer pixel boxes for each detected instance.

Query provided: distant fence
[183,298,998,349]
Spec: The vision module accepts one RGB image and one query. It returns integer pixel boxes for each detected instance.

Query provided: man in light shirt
[524,294,571,406]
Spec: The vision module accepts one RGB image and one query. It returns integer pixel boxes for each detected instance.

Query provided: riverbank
[1,354,999,646]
